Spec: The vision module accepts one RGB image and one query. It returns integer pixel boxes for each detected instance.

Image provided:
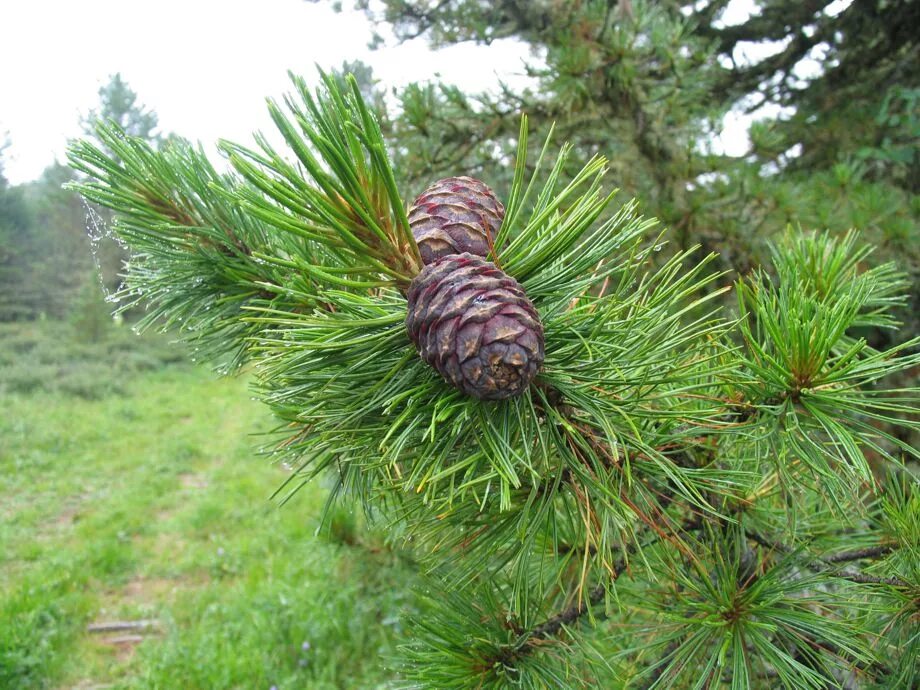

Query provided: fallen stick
[86,619,159,634]
[103,634,146,645]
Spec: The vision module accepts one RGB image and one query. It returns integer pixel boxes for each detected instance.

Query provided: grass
[0,322,416,689]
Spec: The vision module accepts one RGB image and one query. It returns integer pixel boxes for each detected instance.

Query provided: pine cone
[408,176,505,265]
[406,253,544,400]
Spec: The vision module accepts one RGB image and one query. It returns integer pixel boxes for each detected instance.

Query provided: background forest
[1,1,917,688]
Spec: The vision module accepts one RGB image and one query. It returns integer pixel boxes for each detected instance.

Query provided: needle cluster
[67,71,919,690]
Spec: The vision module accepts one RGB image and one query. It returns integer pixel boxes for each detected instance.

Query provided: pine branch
[66,124,293,367]
[742,528,905,585]
[824,544,897,563]
[636,638,683,690]
[221,70,421,288]
[838,573,911,587]
[517,513,709,652]
[526,581,610,643]
[65,67,920,689]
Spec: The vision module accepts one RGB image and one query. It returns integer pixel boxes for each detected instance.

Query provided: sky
[1,0,772,185]
[0,0,537,183]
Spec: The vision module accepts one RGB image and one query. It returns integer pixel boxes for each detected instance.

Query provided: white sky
[1,0,538,183]
[1,0,778,185]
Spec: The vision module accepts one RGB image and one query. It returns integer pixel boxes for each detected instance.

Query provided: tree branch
[743,529,909,587]
[838,573,911,587]
[516,513,707,651]
[527,581,611,641]
[824,544,896,563]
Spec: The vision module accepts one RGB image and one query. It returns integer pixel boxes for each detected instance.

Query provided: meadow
[0,322,414,689]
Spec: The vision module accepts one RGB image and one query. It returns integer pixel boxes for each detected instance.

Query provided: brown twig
[527,581,610,641]
[517,513,707,651]
[838,573,911,587]
[824,544,896,563]
[86,619,159,634]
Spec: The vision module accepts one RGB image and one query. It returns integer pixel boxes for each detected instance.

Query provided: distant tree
[20,163,96,316]
[0,154,93,321]
[694,0,919,189]
[77,73,168,306]
[337,59,381,103]
[0,139,41,320]
[81,72,162,147]
[0,136,9,180]
[0,75,167,321]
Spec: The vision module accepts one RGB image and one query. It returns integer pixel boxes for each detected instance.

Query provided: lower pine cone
[406,253,544,400]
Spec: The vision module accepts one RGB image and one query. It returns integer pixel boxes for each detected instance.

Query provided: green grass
[0,323,415,689]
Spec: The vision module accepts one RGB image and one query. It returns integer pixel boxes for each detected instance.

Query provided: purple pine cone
[406,253,544,400]
[408,176,505,265]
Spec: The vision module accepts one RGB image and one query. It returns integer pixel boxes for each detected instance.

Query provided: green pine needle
[64,68,920,690]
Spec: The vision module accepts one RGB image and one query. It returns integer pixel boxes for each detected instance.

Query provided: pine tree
[348,0,920,341]
[80,72,162,147]
[67,72,919,689]
[0,75,167,323]
[0,141,36,321]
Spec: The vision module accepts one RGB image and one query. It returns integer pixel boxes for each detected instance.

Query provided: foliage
[346,0,919,336]
[0,147,39,321]
[0,74,165,323]
[0,321,188,399]
[15,163,96,319]
[65,70,920,689]
[80,72,162,147]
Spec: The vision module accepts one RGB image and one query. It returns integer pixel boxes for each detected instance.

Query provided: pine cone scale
[407,253,544,400]
[409,177,505,265]
[481,316,526,344]
[455,322,483,360]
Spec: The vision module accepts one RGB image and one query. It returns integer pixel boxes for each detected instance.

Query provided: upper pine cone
[406,253,544,400]
[408,176,505,265]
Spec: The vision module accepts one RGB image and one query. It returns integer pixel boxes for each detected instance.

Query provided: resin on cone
[406,253,544,400]
[408,176,505,265]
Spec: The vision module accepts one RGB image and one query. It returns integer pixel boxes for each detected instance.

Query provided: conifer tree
[346,0,920,341]
[81,72,162,147]
[67,72,919,689]
[0,142,35,320]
